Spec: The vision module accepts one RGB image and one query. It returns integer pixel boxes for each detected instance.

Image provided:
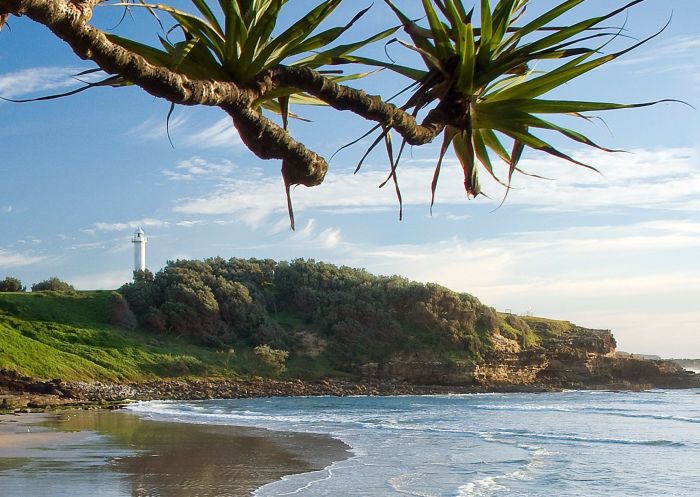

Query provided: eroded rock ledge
[2,348,698,413]
[362,328,699,390]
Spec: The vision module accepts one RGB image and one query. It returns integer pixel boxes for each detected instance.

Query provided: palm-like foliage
[350,0,670,209]
[108,0,396,121]
[0,0,673,225]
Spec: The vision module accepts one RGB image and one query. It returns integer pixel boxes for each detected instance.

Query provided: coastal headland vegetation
[1,258,697,398]
[1,258,527,381]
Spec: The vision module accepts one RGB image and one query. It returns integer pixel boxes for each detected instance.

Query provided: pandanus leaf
[453,130,481,199]
[291,26,402,69]
[250,0,342,74]
[285,4,373,59]
[114,3,226,61]
[431,126,459,211]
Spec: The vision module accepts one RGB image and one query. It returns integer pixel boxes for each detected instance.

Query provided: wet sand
[0,410,350,497]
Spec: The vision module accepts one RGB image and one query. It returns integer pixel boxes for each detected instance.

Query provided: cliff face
[361,325,700,390]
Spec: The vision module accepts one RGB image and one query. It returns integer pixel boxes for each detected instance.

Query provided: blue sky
[0,1,698,357]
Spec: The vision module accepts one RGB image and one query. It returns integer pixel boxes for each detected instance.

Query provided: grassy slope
[0,292,587,383]
[0,291,264,381]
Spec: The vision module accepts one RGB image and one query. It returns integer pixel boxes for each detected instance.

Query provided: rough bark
[254,66,446,146]
[1,0,249,105]
[0,0,453,188]
[68,0,103,20]
[0,0,332,185]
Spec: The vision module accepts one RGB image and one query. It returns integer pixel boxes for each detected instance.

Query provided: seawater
[128,389,700,497]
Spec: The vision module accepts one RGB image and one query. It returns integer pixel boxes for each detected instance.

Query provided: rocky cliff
[360,321,700,390]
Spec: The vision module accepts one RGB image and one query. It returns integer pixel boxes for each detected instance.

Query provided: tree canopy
[31,276,76,292]
[119,257,509,367]
[0,0,670,225]
[0,276,25,292]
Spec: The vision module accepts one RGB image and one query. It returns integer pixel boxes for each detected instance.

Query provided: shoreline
[2,371,700,414]
[2,383,697,495]
[0,409,351,497]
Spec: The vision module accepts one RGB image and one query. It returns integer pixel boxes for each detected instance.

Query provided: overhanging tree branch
[0,0,674,225]
[0,0,333,186]
[1,0,248,106]
[253,66,445,146]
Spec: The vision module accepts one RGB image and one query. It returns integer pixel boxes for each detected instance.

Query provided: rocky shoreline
[2,361,699,413]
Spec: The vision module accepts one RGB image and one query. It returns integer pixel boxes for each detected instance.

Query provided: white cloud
[127,113,188,142]
[0,249,45,268]
[181,117,242,149]
[0,67,93,100]
[172,147,699,222]
[620,35,700,66]
[162,156,235,181]
[162,169,195,182]
[94,218,170,232]
[293,219,342,249]
[126,114,241,149]
[482,148,700,213]
[175,220,204,227]
[1,205,12,214]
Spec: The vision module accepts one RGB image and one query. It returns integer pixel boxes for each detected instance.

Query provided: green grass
[0,291,264,381]
[520,316,574,340]
[499,321,541,349]
[0,291,111,327]
[0,292,598,383]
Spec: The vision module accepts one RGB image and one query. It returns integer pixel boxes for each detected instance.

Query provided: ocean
[128,389,700,497]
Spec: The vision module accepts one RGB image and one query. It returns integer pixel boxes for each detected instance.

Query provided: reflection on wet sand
[45,410,349,497]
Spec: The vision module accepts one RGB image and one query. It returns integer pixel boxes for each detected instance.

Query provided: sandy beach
[0,409,350,497]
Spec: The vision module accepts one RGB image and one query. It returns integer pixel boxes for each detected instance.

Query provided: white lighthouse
[132,227,147,272]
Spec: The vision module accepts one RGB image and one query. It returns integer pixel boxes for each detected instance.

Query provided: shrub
[31,277,75,293]
[107,292,138,330]
[254,344,289,376]
[0,276,25,292]
[144,306,167,333]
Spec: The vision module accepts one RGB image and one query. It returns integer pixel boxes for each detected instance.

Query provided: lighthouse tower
[132,228,147,272]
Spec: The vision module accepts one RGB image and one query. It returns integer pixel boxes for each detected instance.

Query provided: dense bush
[120,257,501,369]
[31,277,75,293]
[0,276,25,292]
[107,292,138,330]
[254,344,289,376]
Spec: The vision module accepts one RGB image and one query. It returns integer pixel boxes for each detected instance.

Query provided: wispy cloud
[619,35,700,80]
[620,35,700,66]
[0,66,91,100]
[172,147,699,222]
[128,112,242,149]
[162,156,236,181]
[94,218,170,232]
[293,219,342,249]
[497,148,699,212]
[1,205,12,214]
[127,113,188,142]
[181,117,242,149]
[0,249,45,268]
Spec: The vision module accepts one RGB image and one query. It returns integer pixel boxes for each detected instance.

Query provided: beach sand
[0,409,350,496]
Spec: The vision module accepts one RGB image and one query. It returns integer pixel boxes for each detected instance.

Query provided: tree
[0,0,672,226]
[0,276,25,292]
[31,277,75,292]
